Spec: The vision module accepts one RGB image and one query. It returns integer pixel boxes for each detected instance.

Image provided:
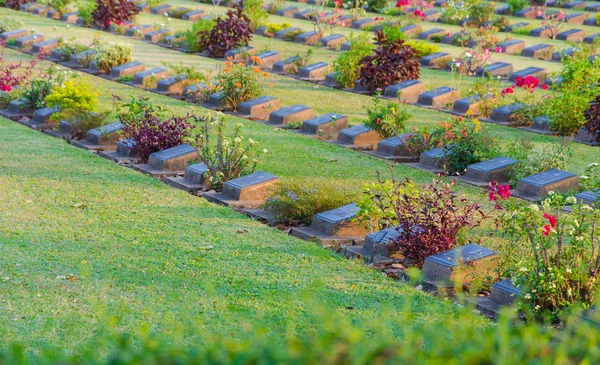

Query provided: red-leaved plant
[0,40,38,92]
[6,0,34,10]
[113,95,195,162]
[93,0,139,31]
[583,94,600,143]
[198,3,253,58]
[358,31,420,92]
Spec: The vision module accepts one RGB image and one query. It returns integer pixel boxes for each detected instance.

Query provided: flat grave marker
[515,168,579,201]
[459,157,517,187]
[204,171,280,207]
[267,104,314,125]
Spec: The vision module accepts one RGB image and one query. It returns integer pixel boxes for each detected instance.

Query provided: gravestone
[338,15,353,27]
[157,75,187,95]
[323,72,340,88]
[530,26,558,38]
[299,113,348,136]
[203,171,280,207]
[460,157,517,186]
[564,0,586,9]
[293,9,314,20]
[183,9,206,21]
[576,190,600,206]
[401,24,421,37]
[490,279,520,305]
[132,68,169,87]
[509,67,547,81]
[417,146,449,172]
[272,56,302,74]
[298,62,328,80]
[452,95,481,114]
[515,169,579,201]
[526,115,553,134]
[420,52,450,67]
[60,11,79,23]
[422,244,499,288]
[417,28,446,40]
[504,22,530,32]
[72,122,123,151]
[224,46,256,61]
[274,27,301,40]
[383,80,424,103]
[334,125,380,149]
[521,44,554,60]
[32,6,48,16]
[98,138,140,163]
[147,144,199,172]
[552,48,574,61]
[126,25,154,37]
[441,32,468,45]
[31,39,58,54]
[248,51,281,68]
[25,107,59,130]
[584,33,600,44]
[368,133,415,162]
[290,203,370,246]
[0,29,28,41]
[66,50,96,68]
[237,96,280,120]
[45,119,74,139]
[13,34,44,49]
[164,163,209,191]
[340,41,352,51]
[556,29,585,42]
[564,13,587,25]
[109,61,146,79]
[0,98,34,120]
[319,34,345,49]
[296,31,320,45]
[151,4,172,14]
[496,4,510,14]
[586,3,600,11]
[489,103,523,123]
[135,3,149,12]
[343,226,402,260]
[207,92,225,109]
[417,86,460,108]
[514,7,537,18]
[424,9,441,21]
[496,39,526,54]
[351,18,378,29]
[268,104,314,125]
[575,126,600,146]
[144,28,171,42]
[276,6,299,17]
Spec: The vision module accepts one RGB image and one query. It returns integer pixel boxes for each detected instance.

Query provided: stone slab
[461,157,517,186]
[267,104,313,125]
[298,62,328,80]
[509,67,547,81]
[417,86,460,108]
[132,68,169,87]
[515,169,579,201]
[383,80,424,103]
[109,61,146,79]
[521,44,554,60]
[496,39,526,55]
[148,144,199,171]
[300,113,348,135]
[334,125,380,149]
[236,95,280,120]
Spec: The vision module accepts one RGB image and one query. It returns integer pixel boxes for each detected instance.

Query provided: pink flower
[543,225,551,236]
[0,84,12,92]
[495,46,503,53]
[501,87,514,96]
[544,213,557,228]
[541,84,548,90]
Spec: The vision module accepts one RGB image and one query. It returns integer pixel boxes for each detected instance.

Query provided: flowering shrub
[309,0,344,39]
[333,33,374,88]
[115,95,194,162]
[358,31,420,92]
[343,0,367,21]
[440,0,473,24]
[6,0,34,9]
[75,0,98,26]
[500,193,600,323]
[55,38,93,62]
[45,77,100,121]
[198,4,253,58]
[405,125,443,158]
[506,139,572,184]
[501,75,548,126]
[583,94,600,143]
[21,66,73,109]
[451,48,494,76]
[217,57,264,111]
[364,93,412,139]
[94,43,133,73]
[194,112,265,191]
[468,2,495,27]
[244,0,268,29]
[396,0,433,21]
[507,0,528,12]
[466,76,505,118]
[0,16,23,33]
[181,18,216,53]
[580,163,600,192]
[43,0,72,13]
[0,41,38,93]
[92,0,139,31]
[61,110,111,139]
[538,8,564,40]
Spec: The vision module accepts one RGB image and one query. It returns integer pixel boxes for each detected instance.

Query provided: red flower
[544,213,557,228]
[376,118,381,125]
[514,76,524,87]
[541,84,548,90]
[116,20,122,26]
[501,87,514,96]
[107,20,111,26]
[497,185,510,199]
[543,225,551,236]
[458,116,464,121]
[0,85,12,92]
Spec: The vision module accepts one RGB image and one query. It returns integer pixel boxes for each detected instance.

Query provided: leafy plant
[62,109,111,139]
[583,93,600,143]
[308,0,343,38]
[467,2,495,27]
[507,0,527,13]
[405,40,438,56]
[285,49,313,76]
[6,0,34,9]
[75,0,98,26]
[263,183,350,225]
[45,77,100,121]
[263,22,291,36]
[42,0,71,13]
[217,58,264,111]
[93,0,139,31]
[364,93,412,139]
[333,33,374,88]
[466,76,505,118]
[181,18,216,53]
[244,0,268,29]
[506,139,572,184]
[0,16,23,33]
[115,95,194,163]
[0,41,38,92]
[198,4,253,58]
[358,31,420,92]
[580,162,600,192]
[21,67,73,109]
[162,61,209,89]
[94,43,133,74]
[405,125,443,158]
[194,112,265,191]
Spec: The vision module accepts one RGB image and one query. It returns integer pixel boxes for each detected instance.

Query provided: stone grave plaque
[30,107,59,127]
[183,10,206,21]
[521,44,554,60]
[384,80,424,103]
[311,203,368,236]
[208,92,224,108]
[552,48,574,61]
[14,34,44,49]
[144,28,171,42]
[135,3,149,12]
[336,125,379,147]
[417,28,446,40]
[249,51,281,68]
[6,98,34,115]
[110,61,146,79]
[300,113,348,135]
[452,95,480,114]
[565,13,587,25]
[423,243,499,287]
[268,104,313,125]
[184,163,209,185]
[60,11,79,23]
[351,18,378,29]
[514,7,537,18]
[47,9,62,19]
[116,138,138,157]
[374,134,413,159]
[272,56,301,74]
[464,157,517,184]
[576,190,600,206]
[441,32,468,45]
[151,4,171,14]
[424,9,441,21]
[528,115,552,133]
[586,3,600,11]
[338,15,352,27]
[530,26,557,38]
[222,171,279,201]
[276,6,299,17]
[157,75,186,94]
[419,52,450,67]
[509,67,547,81]
[490,279,520,305]
[126,25,154,37]
[496,4,510,14]
[224,46,256,61]
[496,39,526,54]
[133,68,169,87]
[293,9,314,20]
[516,169,579,200]
[274,27,301,40]
[556,29,585,42]
[575,126,600,146]
[504,22,530,32]
[0,29,28,41]
[298,62,328,80]
[344,226,402,258]
[31,39,58,53]
[489,103,523,123]
[435,0,448,6]
[319,34,345,49]
[584,33,600,44]
[419,147,449,170]
[148,144,198,171]
[33,5,48,15]
[401,24,421,37]
[68,50,96,68]
[564,0,586,8]
[86,122,123,145]
[237,96,280,119]
[323,72,340,88]
[295,31,320,45]
[417,86,460,108]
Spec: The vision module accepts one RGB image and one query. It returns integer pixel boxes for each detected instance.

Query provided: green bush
[62,109,111,139]
[218,59,263,111]
[244,0,268,29]
[45,77,100,121]
[506,139,572,184]
[41,0,71,13]
[263,21,291,34]
[405,40,439,56]
[468,2,496,27]
[381,24,407,43]
[0,16,23,33]
[333,33,374,88]
[364,93,412,139]
[262,182,351,225]
[55,39,91,62]
[76,0,98,26]
[181,18,216,53]
[507,0,528,12]
[94,43,133,73]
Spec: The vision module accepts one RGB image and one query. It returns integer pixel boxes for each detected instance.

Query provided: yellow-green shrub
[405,40,439,56]
[94,43,134,74]
[45,78,100,121]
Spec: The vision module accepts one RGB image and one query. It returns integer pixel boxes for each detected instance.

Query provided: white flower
[263,149,268,154]
[589,162,599,167]
[529,204,540,212]
[465,52,472,58]
[566,268,572,274]
[31,28,35,31]
[519,267,528,272]
[164,12,168,16]
[248,138,255,145]
[242,155,248,160]
[566,196,577,204]
[524,293,531,299]
[66,25,70,28]
[581,175,589,179]
[168,18,172,22]
[233,137,241,144]
[236,123,244,128]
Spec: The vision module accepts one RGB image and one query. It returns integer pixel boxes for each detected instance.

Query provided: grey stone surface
[295,31,320,45]
[248,51,281,68]
[32,107,59,125]
[490,279,520,306]
[423,244,499,287]
[575,127,600,146]
[476,62,512,77]
[268,104,313,125]
[521,44,553,60]
[556,29,585,41]
[183,163,209,185]
[151,4,171,14]
[319,34,345,49]
[272,56,301,74]
[144,28,171,42]
[464,157,517,184]
[452,95,481,114]
[237,96,280,119]
[183,9,206,21]
[312,203,367,236]
[384,80,424,103]
[496,39,526,54]
[224,46,255,60]
[276,6,299,17]
[298,62,328,80]
[15,34,44,49]
[110,61,146,78]
[417,28,445,40]
[222,171,279,201]
[375,134,413,158]
[148,144,198,171]
[274,27,301,40]
[417,86,460,107]
[0,29,28,41]
[31,39,58,53]
[336,125,379,146]
[420,52,450,67]
[126,25,153,37]
[351,18,378,29]
[7,98,33,114]
[419,147,449,170]
[576,190,600,206]
[157,75,186,93]
[133,68,169,86]
[86,122,123,145]
[516,169,579,200]
[301,113,348,135]
[115,138,138,157]
[490,103,523,123]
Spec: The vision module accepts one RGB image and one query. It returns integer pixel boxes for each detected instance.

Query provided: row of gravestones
[4,30,599,320]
